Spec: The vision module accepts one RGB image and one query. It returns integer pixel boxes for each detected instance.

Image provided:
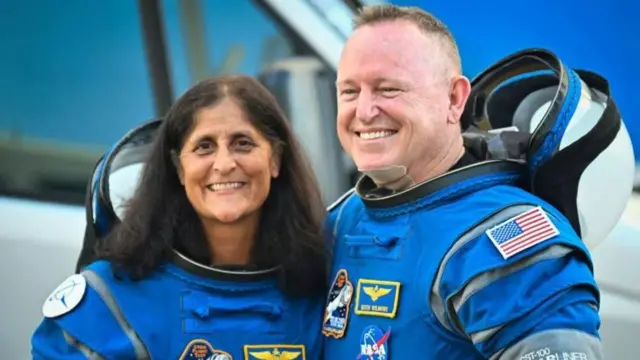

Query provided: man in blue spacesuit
[322,4,632,359]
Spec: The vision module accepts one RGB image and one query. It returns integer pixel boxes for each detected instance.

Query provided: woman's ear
[170,150,185,185]
[270,156,281,179]
[270,148,282,179]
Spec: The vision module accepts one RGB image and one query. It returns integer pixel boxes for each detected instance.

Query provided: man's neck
[387,137,465,191]
[412,141,466,185]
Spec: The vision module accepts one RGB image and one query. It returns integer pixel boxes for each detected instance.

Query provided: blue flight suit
[32,255,324,359]
[322,158,603,359]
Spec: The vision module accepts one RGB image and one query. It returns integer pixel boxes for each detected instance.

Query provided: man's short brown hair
[353,5,462,73]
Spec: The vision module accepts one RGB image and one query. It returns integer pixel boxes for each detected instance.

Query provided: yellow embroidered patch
[355,279,401,318]
[243,344,305,360]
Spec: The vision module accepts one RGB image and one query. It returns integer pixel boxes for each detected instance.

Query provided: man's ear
[447,74,472,125]
[170,150,184,185]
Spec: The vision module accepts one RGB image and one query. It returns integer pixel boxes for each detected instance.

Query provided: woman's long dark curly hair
[96,75,328,297]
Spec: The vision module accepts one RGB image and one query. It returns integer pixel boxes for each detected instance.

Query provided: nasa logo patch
[358,325,390,360]
[42,274,87,318]
[179,339,232,360]
[243,344,305,359]
[355,279,401,318]
[322,269,354,339]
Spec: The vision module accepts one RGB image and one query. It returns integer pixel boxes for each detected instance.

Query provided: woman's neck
[202,214,259,266]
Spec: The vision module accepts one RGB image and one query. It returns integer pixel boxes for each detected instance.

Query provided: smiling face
[177,98,280,224]
[336,20,467,182]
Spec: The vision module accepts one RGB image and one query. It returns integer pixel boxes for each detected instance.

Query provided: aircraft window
[306,0,355,37]
[0,2,156,205]
[0,0,317,206]
[258,70,292,119]
[161,0,300,96]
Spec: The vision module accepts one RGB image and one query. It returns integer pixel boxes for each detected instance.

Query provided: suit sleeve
[32,318,102,360]
[433,204,603,359]
[31,270,145,360]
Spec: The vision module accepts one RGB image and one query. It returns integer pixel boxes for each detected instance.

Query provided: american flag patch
[486,207,559,259]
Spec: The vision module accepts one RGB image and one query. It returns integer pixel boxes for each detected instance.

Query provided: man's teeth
[208,182,244,191]
[359,131,395,140]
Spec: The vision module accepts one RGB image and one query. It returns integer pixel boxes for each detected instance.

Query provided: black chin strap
[75,155,103,273]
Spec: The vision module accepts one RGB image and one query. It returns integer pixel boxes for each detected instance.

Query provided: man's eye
[380,87,401,97]
[340,89,357,95]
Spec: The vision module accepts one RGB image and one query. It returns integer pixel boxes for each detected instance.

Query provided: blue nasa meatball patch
[358,325,390,360]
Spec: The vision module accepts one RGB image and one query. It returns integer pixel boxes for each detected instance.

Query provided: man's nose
[355,91,381,123]
[212,147,236,173]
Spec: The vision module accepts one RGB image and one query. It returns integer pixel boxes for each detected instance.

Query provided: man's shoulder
[455,183,571,223]
[434,198,591,299]
[327,188,357,214]
[430,199,598,354]
[434,183,588,284]
[466,184,549,207]
[324,188,365,241]
[452,184,582,250]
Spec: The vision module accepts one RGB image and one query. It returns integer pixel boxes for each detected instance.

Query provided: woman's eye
[194,142,214,154]
[235,139,255,150]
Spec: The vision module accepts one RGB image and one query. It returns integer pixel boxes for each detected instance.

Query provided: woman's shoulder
[38,260,124,323]
[34,260,152,358]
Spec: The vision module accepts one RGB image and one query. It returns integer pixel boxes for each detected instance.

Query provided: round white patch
[42,274,87,318]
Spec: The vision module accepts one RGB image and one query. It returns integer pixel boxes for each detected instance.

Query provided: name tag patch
[243,344,305,360]
[355,279,401,318]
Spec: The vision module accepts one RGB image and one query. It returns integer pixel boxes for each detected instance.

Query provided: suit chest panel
[324,208,482,359]
[177,290,323,359]
[118,277,324,360]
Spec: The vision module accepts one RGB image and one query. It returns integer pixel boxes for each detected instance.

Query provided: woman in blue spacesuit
[31,75,328,359]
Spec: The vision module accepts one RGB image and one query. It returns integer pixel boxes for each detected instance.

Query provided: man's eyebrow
[336,78,407,87]
[335,79,356,87]
[373,77,407,85]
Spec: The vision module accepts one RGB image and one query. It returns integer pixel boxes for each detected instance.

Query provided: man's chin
[355,156,396,173]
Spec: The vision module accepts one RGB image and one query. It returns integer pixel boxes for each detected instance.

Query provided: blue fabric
[323,176,601,359]
[31,261,324,359]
